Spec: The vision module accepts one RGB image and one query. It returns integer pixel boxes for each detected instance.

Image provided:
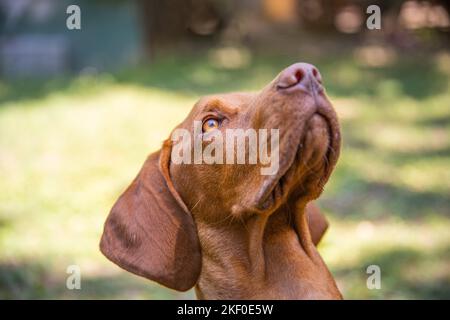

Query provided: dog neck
[194,202,342,299]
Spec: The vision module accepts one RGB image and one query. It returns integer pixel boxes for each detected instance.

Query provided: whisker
[190,198,202,212]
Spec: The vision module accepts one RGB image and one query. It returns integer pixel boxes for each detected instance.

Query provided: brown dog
[100,62,342,299]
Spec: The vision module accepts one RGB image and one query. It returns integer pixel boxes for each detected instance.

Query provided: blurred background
[0,0,449,299]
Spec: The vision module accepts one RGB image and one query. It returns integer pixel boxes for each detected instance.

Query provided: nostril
[278,69,303,89]
[312,67,322,84]
[295,70,303,83]
[277,68,304,89]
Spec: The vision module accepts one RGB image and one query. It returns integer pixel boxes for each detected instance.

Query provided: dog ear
[100,149,202,291]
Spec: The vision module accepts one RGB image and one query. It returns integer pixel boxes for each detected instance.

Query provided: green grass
[0,48,449,299]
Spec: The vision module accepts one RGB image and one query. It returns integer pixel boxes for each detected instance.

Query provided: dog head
[100,63,341,291]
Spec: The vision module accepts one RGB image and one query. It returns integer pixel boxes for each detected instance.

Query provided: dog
[100,62,342,299]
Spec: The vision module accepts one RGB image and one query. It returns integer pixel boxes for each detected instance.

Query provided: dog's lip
[257,111,336,210]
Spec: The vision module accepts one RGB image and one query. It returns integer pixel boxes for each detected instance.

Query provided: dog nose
[277,63,323,94]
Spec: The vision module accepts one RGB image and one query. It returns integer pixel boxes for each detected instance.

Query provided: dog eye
[202,118,220,133]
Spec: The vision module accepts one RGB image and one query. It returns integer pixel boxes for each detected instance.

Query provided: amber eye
[202,118,220,133]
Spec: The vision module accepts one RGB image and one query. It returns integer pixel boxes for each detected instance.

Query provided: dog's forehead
[192,92,256,114]
[176,92,256,129]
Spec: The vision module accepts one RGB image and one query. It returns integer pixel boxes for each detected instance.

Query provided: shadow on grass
[321,176,450,220]
[334,245,450,299]
[344,135,450,159]
[1,51,448,106]
[0,216,12,230]
[323,114,450,220]
[2,247,448,299]
[0,261,194,299]
[416,114,450,129]
[0,78,74,106]
[115,54,449,100]
[316,56,448,101]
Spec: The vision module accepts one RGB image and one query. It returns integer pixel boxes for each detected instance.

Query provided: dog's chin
[258,113,333,212]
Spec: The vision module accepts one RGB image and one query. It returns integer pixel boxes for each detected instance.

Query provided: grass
[0,48,449,299]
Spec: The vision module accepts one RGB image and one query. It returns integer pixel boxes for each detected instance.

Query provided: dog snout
[277,63,323,95]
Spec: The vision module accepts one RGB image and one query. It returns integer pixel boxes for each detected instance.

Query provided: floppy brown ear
[305,202,329,246]
[100,151,202,291]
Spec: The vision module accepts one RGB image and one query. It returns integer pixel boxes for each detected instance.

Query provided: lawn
[0,49,449,299]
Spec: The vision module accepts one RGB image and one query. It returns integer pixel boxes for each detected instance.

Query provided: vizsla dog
[100,63,342,299]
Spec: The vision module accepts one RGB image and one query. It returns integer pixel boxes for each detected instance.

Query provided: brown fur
[100,63,342,299]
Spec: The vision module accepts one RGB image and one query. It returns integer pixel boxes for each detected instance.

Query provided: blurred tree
[138,0,223,58]
[263,0,297,24]
[136,0,450,57]
[297,0,450,33]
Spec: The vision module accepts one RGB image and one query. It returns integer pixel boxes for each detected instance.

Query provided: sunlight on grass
[321,216,450,299]
[0,81,197,299]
